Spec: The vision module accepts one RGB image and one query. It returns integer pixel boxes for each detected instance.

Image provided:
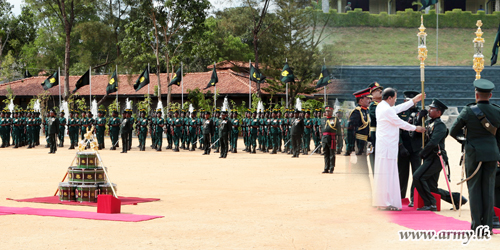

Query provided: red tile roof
[0,69,272,97]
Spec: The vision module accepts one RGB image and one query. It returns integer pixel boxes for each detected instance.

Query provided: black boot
[173,146,179,152]
[251,146,256,154]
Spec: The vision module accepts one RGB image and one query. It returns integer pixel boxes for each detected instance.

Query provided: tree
[0,0,13,66]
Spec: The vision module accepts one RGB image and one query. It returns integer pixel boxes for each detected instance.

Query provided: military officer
[202,111,215,155]
[34,111,42,146]
[126,109,134,151]
[283,110,291,154]
[450,79,500,232]
[150,110,156,148]
[108,109,120,150]
[165,110,173,149]
[153,109,164,151]
[172,110,182,152]
[212,109,220,153]
[57,111,66,147]
[5,111,12,147]
[249,111,259,154]
[120,109,131,153]
[269,109,280,154]
[312,109,321,155]
[47,110,59,154]
[187,110,198,151]
[230,110,239,153]
[67,110,78,149]
[367,82,383,172]
[346,88,371,156]
[321,105,341,173]
[95,108,106,149]
[302,109,312,155]
[291,109,304,158]
[79,110,87,140]
[136,109,148,151]
[218,111,232,158]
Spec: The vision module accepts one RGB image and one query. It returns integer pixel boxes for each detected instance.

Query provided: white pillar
[322,0,329,13]
[387,0,391,15]
[496,0,500,12]
[338,0,342,13]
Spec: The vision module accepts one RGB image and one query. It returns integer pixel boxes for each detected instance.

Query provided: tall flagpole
[89,66,92,106]
[285,58,288,109]
[181,62,184,109]
[249,59,251,109]
[58,67,61,106]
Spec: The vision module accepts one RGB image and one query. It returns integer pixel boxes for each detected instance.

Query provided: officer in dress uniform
[277,110,284,153]
[213,109,221,153]
[414,99,467,211]
[367,82,383,173]
[397,91,423,207]
[242,109,250,152]
[321,105,341,173]
[96,108,107,150]
[34,111,41,146]
[291,109,304,158]
[346,88,371,156]
[218,111,232,158]
[450,79,500,232]
[283,110,292,154]
[202,111,214,155]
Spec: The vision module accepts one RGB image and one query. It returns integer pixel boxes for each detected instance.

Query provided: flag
[204,66,218,89]
[316,65,332,88]
[24,70,32,78]
[492,24,500,66]
[168,66,182,87]
[419,0,438,11]
[106,70,118,94]
[41,71,59,90]
[134,67,150,91]
[72,70,90,93]
[280,62,294,83]
[250,64,266,83]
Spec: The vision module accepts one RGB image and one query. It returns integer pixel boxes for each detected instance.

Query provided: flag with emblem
[491,23,500,66]
[280,63,294,83]
[134,67,150,91]
[419,0,438,11]
[72,70,90,93]
[106,70,119,94]
[204,65,218,89]
[168,66,182,87]
[250,64,266,83]
[41,71,59,90]
[316,65,332,89]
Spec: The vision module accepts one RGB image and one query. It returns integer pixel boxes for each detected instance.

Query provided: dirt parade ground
[0,136,499,249]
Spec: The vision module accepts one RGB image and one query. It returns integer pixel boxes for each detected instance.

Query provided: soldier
[84,110,94,149]
[165,110,173,149]
[345,88,371,156]
[80,110,87,140]
[187,110,198,151]
[150,110,156,149]
[137,109,148,151]
[154,109,164,151]
[172,110,182,152]
[180,110,187,150]
[0,110,8,147]
[34,111,41,146]
[127,109,134,151]
[413,99,467,211]
[302,109,312,155]
[291,109,304,158]
[202,111,214,155]
[218,111,232,158]
[321,106,341,173]
[312,109,321,155]
[257,111,264,151]
[230,110,239,153]
[25,111,33,148]
[120,109,131,153]
[67,110,78,149]
[282,110,291,154]
[46,110,59,154]
[397,91,423,207]
[367,82,384,173]
[249,111,259,154]
[95,108,107,150]
[335,111,346,154]
[450,79,500,232]
[269,109,280,154]
[108,109,120,150]
[212,109,221,153]
[58,111,66,147]
[198,110,205,149]
[6,111,12,147]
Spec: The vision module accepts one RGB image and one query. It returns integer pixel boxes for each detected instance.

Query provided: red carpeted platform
[386,199,500,234]
[7,196,160,207]
[0,206,162,222]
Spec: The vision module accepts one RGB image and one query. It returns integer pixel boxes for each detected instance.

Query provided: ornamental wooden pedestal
[97,195,121,214]
[414,188,441,211]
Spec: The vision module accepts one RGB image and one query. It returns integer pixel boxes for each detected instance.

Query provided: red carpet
[0,206,162,222]
[7,196,160,207]
[386,199,500,234]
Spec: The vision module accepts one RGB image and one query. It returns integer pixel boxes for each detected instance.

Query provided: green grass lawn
[321,27,499,66]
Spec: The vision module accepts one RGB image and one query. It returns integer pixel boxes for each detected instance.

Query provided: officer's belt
[323,132,336,149]
[470,105,497,135]
[370,127,376,132]
[356,133,368,141]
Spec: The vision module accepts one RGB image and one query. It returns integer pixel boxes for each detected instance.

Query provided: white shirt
[375,100,416,159]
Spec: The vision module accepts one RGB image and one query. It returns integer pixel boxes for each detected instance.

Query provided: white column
[496,0,500,12]
[322,0,329,13]
[338,0,342,13]
[387,0,391,15]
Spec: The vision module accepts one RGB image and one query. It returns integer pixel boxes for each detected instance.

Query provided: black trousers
[413,154,443,206]
[322,135,336,171]
[495,168,500,208]
[466,160,496,231]
[398,150,422,200]
[48,133,57,153]
[203,133,211,154]
[121,133,129,153]
[291,134,301,157]
[220,133,229,157]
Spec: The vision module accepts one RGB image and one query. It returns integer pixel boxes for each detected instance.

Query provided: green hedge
[319,8,500,28]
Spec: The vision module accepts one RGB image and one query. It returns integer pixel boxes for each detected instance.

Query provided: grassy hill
[321,27,500,66]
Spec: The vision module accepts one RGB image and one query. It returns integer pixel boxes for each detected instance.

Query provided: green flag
[204,66,218,89]
[106,70,118,94]
[316,65,331,88]
[419,0,438,11]
[134,67,150,91]
[280,63,294,83]
[492,24,500,66]
[41,71,59,90]
[250,64,266,83]
[168,66,182,87]
[72,70,90,93]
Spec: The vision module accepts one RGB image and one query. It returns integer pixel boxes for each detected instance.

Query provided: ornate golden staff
[417,15,427,148]
[473,20,485,79]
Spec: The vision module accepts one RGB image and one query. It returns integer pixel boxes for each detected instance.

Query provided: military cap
[474,79,495,93]
[367,82,383,93]
[324,105,334,111]
[156,108,162,113]
[403,90,420,99]
[353,88,371,98]
[305,109,311,114]
[294,109,301,113]
[191,109,197,113]
[429,99,448,112]
[215,108,221,113]
[205,111,211,115]
[173,109,179,114]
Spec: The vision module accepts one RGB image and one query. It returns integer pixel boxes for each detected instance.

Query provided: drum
[58,182,77,202]
[68,167,106,184]
[75,185,98,203]
[98,183,117,195]
[76,151,98,169]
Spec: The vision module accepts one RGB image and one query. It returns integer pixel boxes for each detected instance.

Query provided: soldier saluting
[450,79,500,232]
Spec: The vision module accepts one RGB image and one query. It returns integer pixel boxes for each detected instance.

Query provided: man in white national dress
[373,88,425,211]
